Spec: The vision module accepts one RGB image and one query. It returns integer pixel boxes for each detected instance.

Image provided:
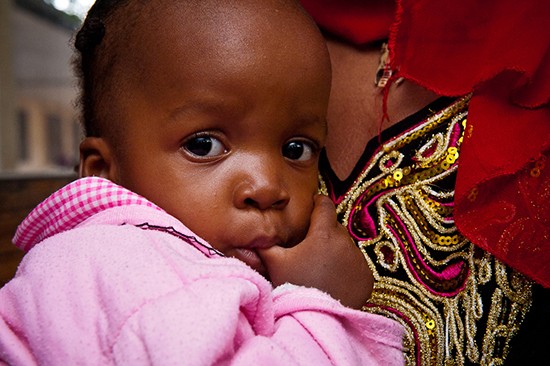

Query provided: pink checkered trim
[13,177,162,251]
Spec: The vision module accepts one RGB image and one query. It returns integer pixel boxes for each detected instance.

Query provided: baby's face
[102,0,331,276]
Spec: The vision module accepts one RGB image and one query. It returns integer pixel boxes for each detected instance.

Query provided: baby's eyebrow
[167,98,236,123]
[169,101,225,119]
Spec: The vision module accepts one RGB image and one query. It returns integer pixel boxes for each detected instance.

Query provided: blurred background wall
[1,0,92,285]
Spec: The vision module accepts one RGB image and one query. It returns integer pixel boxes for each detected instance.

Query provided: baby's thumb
[258,196,336,277]
[307,194,338,233]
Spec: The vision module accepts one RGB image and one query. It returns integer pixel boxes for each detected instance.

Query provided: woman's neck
[324,38,440,180]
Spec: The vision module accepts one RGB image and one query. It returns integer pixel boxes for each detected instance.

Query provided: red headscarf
[301,0,550,287]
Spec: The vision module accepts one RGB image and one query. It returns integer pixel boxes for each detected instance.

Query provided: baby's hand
[259,195,373,309]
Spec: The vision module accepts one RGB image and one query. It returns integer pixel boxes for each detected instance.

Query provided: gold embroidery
[324,96,533,365]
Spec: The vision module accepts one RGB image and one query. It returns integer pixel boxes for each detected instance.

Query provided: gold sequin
[468,187,478,202]
[393,169,404,181]
[426,319,436,330]
[531,156,546,178]
[466,124,474,138]
[530,167,541,177]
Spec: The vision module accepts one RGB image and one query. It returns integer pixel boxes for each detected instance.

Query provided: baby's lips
[233,247,266,275]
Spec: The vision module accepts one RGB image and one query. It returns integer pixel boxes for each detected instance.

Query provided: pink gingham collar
[13,177,163,251]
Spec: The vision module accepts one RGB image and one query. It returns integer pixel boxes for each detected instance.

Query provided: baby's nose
[241,192,289,210]
[232,168,290,211]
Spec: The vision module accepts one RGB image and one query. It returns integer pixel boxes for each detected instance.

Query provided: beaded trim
[321,96,533,365]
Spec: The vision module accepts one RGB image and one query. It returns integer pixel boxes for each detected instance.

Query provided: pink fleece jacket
[0,177,403,365]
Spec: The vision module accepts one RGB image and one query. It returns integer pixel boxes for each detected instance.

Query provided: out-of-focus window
[17,109,28,161]
[0,0,91,176]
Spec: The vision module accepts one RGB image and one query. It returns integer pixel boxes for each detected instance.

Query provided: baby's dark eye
[183,135,226,158]
[282,140,315,162]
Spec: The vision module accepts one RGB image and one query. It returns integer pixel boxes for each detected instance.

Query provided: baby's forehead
[107,0,322,78]
[95,0,329,126]
[118,0,301,27]
[124,0,305,39]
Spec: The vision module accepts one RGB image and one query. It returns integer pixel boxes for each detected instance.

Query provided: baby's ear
[79,137,117,180]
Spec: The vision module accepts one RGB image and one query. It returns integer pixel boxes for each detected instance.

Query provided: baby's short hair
[73,0,139,138]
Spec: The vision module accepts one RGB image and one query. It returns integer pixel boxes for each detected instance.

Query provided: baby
[0,0,403,364]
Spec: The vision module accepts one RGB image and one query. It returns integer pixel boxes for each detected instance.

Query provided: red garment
[298,0,395,44]
[300,0,550,287]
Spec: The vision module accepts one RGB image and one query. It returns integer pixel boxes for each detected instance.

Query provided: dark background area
[0,175,75,286]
